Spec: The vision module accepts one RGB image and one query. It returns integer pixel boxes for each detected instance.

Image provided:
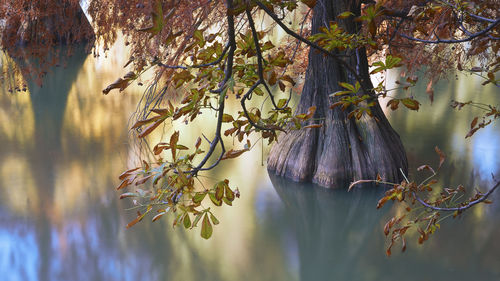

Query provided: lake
[1,44,499,281]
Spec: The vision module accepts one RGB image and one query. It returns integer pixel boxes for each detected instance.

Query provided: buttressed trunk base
[267,0,408,187]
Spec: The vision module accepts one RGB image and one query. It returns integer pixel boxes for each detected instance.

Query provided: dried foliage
[350,147,500,256]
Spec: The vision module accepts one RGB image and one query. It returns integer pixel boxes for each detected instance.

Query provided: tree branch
[399,18,500,44]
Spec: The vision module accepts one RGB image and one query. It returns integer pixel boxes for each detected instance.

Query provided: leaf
[152,211,167,222]
[209,192,222,206]
[303,124,323,129]
[183,214,192,229]
[225,184,235,202]
[126,216,142,229]
[195,137,202,149]
[193,192,207,204]
[192,213,203,227]
[102,78,129,94]
[201,213,213,239]
[221,149,249,160]
[131,116,162,129]
[277,98,288,108]
[417,165,436,174]
[119,192,138,199]
[138,119,164,138]
[222,114,234,122]
[470,116,479,129]
[435,146,445,169]
[210,213,220,225]
[170,131,179,161]
[426,80,434,103]
[118,168,139,180]
[386,99,399,110]
[337,11,355,19]
[401,98,420,111]
[116,179,131,190]
[215,182,224,201]
[222,197,233,206]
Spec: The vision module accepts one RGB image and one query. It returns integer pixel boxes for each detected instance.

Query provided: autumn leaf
[221,148,249,160]
[435,146,445,169]
[401,98,420,111]
[170,131,180,160]
[303,124,323,129]
[201,213,213,239]
[138,119,164,138]
[102,77,129,94]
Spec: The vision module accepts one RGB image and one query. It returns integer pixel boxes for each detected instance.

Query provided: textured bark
[267,0,408,187]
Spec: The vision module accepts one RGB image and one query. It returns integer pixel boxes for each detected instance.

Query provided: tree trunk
[267,0,408,187]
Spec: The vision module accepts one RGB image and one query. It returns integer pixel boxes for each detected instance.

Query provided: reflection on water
[0,44,499,281]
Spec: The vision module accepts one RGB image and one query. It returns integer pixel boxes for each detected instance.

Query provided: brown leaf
[195,137,202,149]
[426,80,434,103]
[386,99,400,110]
[417,165,436,174]
[126,216,142,229]
[303,124,323,129]
[435,146,445,169]
[103,78,129,94]
[221,149,249,160]
[138,119,164,138]
[170,131,180,161]
[131,116,162,129]
[470,116,479,129]
[116,179,132,190]
[119,168,139,180]
[401,98,420,111]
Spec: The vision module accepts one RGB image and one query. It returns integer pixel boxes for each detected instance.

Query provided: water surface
[0,47,499,281]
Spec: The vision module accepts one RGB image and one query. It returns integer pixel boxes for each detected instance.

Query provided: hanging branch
[187,0,238,175]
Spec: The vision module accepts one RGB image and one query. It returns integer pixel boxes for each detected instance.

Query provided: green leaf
[337,11,355,19]
[192,213,203,227]
[210,213,220,225]
[209,192,222,206]
[339,82,356,92]
[183,213,192,229]
[277,98,288,109]
[222,197,233,206]
[215,182,224,200]
[225,185,235,202]
[222,114,234,123]
[193,192,207,204]
[201,213,213,239]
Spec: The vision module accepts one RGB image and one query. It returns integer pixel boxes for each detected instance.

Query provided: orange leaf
[138,119,164,138]
[131,116,162,129]
[170,131,179,160]
[221,149,248,160]
[470,116,478,129]
[435,146,445,169]
[303,124,323,129]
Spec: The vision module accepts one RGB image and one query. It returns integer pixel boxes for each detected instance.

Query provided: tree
[1,0,94,83]
[1,0,499,243]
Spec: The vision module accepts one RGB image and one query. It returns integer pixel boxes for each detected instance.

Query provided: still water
[0,45,499,281]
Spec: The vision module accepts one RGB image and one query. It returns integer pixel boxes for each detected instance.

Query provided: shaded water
[0,46,499,281]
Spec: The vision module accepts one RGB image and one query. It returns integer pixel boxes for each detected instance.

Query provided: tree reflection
[270,174,388,281]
